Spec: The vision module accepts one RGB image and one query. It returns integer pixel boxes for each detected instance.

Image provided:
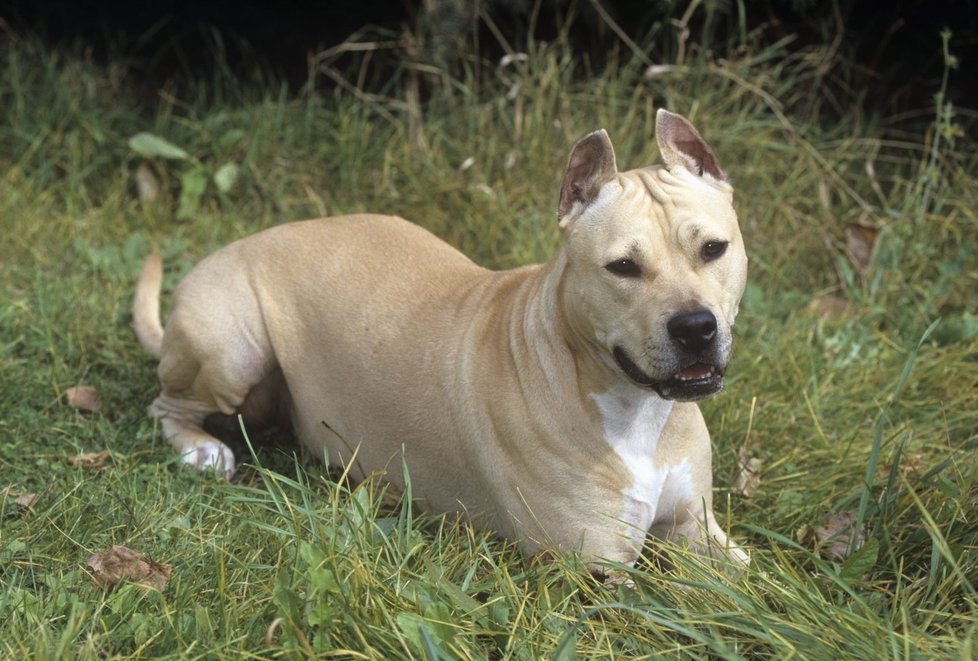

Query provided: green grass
[2,16,977,660]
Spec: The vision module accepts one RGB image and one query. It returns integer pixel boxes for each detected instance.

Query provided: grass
[2,11,978,659]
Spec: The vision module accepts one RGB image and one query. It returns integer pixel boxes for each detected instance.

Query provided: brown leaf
[731,446,762,498]
[68,450,110,470]
[809,295,850,320]
[65,385,100,412]
[15,493,41,508]
[87,545,171,591]
[845,223,878,278]
[799,511,865,562]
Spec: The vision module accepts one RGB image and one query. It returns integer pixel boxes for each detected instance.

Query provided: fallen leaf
[65,385,100,412]
[15,493,40,508]
[68,450,110,470]
[879,453,924,480]
[799,511,865,562]
[845,223,878,278]
[134,162,160,202]
[87,545,171,591]
[731,446,762,498]
[809,295,849,320]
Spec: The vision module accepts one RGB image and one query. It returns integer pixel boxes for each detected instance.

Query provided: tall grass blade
[852,317,942,553]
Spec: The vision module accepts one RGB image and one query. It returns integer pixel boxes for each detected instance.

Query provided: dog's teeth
[676,364,714,381]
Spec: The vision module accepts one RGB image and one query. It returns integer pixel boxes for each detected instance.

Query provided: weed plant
[1,9,976,660]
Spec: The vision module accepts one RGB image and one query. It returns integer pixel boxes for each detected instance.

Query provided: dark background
[2,1,976,119]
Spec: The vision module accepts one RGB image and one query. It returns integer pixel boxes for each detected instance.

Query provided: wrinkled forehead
[565,165,740,252]
[621,166,737,226]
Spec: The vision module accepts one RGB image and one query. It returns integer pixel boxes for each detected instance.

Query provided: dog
[133,109,749,571]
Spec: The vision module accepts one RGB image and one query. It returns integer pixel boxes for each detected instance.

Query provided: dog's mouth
[613,346,724,401]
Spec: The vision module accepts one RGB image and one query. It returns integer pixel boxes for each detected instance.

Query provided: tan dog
[134,109,749,571]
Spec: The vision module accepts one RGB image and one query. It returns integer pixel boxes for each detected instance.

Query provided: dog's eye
[701,241,728,261]
[605,258,642,278]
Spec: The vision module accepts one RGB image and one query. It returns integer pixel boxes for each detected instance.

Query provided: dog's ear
[558,129,618,224]
[655,109,726,181]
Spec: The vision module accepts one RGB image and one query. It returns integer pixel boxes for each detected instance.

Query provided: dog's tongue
[676,363,713,381]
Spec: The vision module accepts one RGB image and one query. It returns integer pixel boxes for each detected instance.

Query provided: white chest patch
[591,385,694,550]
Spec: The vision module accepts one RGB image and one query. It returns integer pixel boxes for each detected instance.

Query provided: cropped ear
[655,109,726,181]
[557,129,618,224]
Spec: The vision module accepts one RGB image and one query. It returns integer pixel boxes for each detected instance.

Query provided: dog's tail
[133,251,165,359]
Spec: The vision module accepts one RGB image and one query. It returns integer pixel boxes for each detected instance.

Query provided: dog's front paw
[726,542,750,569]
[599,569,637,588]
[181,441,236,479]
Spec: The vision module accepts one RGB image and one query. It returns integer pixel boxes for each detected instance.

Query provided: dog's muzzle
[613,308,727,401]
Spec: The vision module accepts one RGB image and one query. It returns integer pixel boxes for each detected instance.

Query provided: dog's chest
[591,387,693,540]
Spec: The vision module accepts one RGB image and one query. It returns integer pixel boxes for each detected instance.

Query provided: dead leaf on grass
[809,295,850,320]
[68,450,110,470]
[134,162,161,202]
[65,385,100,412]
[87,545,171,591]
[15,493,41,508]
[879,453,924,480]
[731,446,763,498]
[798,511,865,562]
[845,223,878,278]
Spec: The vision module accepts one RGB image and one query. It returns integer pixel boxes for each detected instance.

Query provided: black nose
[667,309,718,351]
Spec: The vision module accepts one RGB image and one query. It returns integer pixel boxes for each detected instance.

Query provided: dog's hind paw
[181,441,236,479]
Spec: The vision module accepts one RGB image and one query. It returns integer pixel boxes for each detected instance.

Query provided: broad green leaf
[397,608,456,657]
[422,602,456,645]
[396,612,426,652]
[840,537,879,585]
[553,630,579,661]
[934,310,978,345]
[419,623,456,661]
[213,162,239,192]
[128,132,189,160]
[272,572,302,623]
[177,167,208,220]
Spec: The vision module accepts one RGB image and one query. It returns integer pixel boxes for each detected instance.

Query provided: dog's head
[556,109,747,402]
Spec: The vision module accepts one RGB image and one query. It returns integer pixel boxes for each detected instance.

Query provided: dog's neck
[500,247,640,404]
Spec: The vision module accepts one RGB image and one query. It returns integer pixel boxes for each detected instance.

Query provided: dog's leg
[650,506,749,569]
[150,397,237,478]
[647,407,749,571]
[147,301,283,479]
